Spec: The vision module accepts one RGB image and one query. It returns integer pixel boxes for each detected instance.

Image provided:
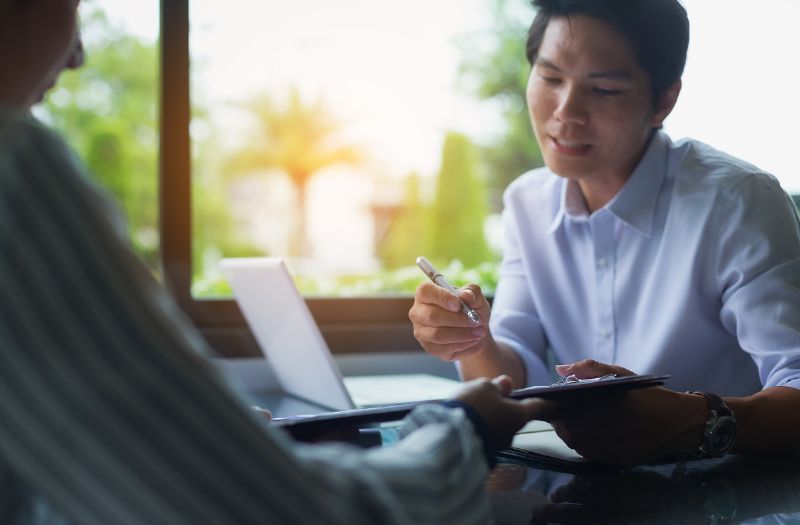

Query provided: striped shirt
[0,110,492,525]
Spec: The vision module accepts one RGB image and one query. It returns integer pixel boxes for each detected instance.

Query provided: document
[273,374,669,440]
[496,420,594,473]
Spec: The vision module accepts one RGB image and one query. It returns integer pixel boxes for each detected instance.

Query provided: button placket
[591,212,616,362]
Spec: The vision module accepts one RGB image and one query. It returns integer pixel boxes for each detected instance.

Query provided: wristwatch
[688,391,737,458]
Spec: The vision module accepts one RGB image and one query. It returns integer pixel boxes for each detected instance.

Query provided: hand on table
[541,359,706,466]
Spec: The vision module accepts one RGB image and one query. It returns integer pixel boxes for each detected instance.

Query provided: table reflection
[486,455,800,525]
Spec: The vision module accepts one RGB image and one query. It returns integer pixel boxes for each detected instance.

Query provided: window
[167,0,800,357]
[187,0,537,301]
[172,0,538,356]
[37,0,160,273]
[44,1,800,358]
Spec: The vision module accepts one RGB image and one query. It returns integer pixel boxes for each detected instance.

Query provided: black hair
[526,0,689,104]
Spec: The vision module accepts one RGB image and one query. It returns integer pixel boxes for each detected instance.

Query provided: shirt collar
[547,129,670,237]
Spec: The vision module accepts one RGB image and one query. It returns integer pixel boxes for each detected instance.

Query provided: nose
[553,84,588,126]
[66,34,85,70]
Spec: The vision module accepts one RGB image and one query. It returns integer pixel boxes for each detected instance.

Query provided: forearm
[725,386,800,454]
[458,336,526,388]
[354,404,492,524]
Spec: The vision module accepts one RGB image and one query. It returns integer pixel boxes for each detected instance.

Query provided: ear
[651,80,682,127]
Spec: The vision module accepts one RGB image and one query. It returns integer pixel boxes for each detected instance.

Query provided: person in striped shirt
[0,1,547,523]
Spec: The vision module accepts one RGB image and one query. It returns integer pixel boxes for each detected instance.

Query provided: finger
[410,301,482,329]
[250,406,272,421]
[458,284,487,308]
[415,282,461,312]
[491,375,514,395]
[414,324,486,345]
[556,359,635,379]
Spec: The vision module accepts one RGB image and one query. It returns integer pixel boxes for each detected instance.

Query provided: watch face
[710,417,737,454]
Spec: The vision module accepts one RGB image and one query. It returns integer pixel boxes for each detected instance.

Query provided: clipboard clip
[551,373,617,386]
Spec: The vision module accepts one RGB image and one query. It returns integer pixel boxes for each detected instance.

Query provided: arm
[726,386,800,454]
[712,174,800,453]
[539,175,800,465]
[408,281,527,388]
[544,350,800,465]
[458,333,527,387]
[0,116,533,524]
[409,195,551,389]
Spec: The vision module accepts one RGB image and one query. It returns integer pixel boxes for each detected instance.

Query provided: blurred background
[36,0,800,298]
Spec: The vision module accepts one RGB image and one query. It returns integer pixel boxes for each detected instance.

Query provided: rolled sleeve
[714,174,800,391]
[489,199,551,387]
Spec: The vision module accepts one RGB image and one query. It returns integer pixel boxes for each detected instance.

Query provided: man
[0,1,545,523]
[410,0,800,466]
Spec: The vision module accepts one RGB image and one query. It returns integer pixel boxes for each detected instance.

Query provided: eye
[539,75,561,85]
[592,87,622,97]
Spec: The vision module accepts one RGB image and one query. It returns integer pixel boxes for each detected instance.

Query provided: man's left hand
[541,359,707,466]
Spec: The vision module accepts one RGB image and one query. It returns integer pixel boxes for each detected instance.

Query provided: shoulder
[667,137,797,243]
[670,137,785,203]
[0,110,70,156]
[0,110,79,189]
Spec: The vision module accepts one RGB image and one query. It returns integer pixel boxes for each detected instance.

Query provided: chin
[544,159,594,180]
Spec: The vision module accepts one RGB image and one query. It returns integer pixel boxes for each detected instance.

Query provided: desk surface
[487,454,800,525]
[248,391,800,524]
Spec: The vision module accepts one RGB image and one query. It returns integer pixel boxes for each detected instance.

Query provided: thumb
[491,374,514,395]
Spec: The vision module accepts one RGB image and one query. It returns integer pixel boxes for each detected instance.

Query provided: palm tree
[229,87,360,257]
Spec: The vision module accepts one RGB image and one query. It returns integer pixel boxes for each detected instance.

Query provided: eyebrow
[536,58,633,81]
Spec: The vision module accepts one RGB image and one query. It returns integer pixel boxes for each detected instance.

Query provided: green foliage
[192,259,499,298]
[378,173,427,269]
[40,7,160,270]
[225,88,361,257]
[428,132,493,268]
[458,0,544,210]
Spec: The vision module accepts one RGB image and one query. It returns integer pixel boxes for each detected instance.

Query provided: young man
[410,0,800,465]
[0,1,546,523]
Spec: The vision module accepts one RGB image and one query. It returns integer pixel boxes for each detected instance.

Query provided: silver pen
[416,256,482,326]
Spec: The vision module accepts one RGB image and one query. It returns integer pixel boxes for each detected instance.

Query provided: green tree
[40,7,160,269]
[227,88,360,258]
[428,132,492,267]
[458,0,543,210]
[378,172,427,269]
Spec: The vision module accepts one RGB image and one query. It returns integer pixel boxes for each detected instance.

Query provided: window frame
[159,0,419,357]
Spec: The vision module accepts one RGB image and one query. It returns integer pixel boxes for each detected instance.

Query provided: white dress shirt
[491,129,800,396]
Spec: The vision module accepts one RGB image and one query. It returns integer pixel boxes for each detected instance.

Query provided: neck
[577,178,626,213]
[577,129,656,213]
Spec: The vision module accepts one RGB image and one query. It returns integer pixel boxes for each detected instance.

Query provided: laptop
[219,257,463,411]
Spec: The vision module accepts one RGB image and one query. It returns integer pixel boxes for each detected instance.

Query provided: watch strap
[687,391,736,458]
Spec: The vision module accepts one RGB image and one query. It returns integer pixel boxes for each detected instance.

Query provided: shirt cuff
[494,337,551,387]
[440,400,497,469]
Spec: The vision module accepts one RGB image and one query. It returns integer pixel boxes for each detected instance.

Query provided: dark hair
[526,0,689,104]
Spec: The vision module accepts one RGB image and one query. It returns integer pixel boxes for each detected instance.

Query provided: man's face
[34,28,84,104]
[526,15,670,185]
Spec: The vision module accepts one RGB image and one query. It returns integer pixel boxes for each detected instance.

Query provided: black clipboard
[272,374,669,440]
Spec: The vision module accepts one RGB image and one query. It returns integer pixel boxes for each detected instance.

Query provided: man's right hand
[408,281,493,362]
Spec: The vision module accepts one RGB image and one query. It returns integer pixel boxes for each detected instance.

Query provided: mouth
[548,136,592,156]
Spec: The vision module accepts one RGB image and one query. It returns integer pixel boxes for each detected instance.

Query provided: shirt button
[597,258,608,269]
[599,328,610,339]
